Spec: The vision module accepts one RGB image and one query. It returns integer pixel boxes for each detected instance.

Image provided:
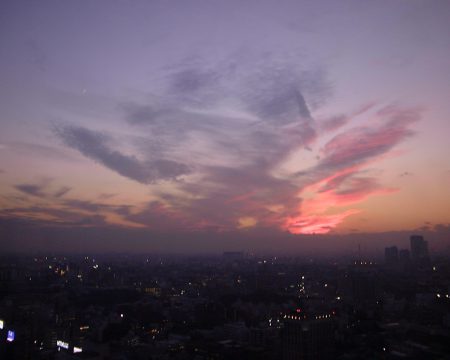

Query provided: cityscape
[1,1,450,359]
[1,235,450,359]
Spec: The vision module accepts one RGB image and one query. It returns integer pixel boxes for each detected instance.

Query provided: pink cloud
[285,209,360,234]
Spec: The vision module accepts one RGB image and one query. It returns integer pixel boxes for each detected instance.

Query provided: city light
[7,330,15,342]
[57,340,69,349]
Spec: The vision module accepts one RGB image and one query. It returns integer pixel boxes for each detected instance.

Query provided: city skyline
[1,0,449,253]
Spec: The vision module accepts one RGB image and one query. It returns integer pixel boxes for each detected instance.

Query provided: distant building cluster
[385,235,430,267]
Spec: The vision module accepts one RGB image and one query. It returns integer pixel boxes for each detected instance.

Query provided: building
[399,249,410,263]
[410,235,429,265]
[339,262,380,306]
[282,313,335,360]
[385,246,399,265]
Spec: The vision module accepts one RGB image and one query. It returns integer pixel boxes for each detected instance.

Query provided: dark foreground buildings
[282,313,335,360]
[1,235,450,359]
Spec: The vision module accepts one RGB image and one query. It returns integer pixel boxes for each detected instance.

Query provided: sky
[1,0,449,254]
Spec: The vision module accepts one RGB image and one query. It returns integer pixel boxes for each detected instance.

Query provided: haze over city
[1,0,449,254]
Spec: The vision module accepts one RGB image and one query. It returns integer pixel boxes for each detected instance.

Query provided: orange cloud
[285,209,360,234]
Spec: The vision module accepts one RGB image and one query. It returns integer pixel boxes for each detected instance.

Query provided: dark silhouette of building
[385,246,399,265]
[399,249,410,263]
[339,262,380,306]
[398,249,411,270]
[410,235,429,265]
[282,314,335,360]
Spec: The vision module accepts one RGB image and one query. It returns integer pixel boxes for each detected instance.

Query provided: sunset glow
[1,0,449,253]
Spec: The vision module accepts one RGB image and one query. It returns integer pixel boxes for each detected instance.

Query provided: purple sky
[1,0,450,254]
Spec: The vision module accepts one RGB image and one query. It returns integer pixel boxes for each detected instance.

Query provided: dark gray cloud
[63,199,132,217]
[242,71,312,122]
[63,199,104,213]
[122,103,180,126]
[53,186,71,198]
[15,183,47,197]
[13,181,73,200]
[1,196,134,229]
[170,68,218,95]
[0,205,108,227]
[164,57,318,123]
[54,125,190,184]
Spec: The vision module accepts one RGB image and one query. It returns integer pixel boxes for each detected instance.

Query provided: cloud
[62,199,133,218]
[53,186,71,198]
[0,195,137,229]
[63,199,104,213]
[4,142,81,162]
[170,68,219,97]
[54,125,190,184]
[9,49,420,237]
[72,77,419,236]
[298,173,396,220]
[319,115,349,133]
[321,121,414,170]
[285,210,360,235]
[13,181,74,200]
[122,201,191,231]
[15,183,47,198]
[296,106,422,184]
[98,193,117,200]
[112,58,325,234]
[318,102,377,133]
[0,205,108,227]
[145,53,325,130]
[286,105,421,234]
[122,103,181,126]
[243,77,312,122]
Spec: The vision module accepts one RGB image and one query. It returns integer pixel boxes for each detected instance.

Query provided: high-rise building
[410,235,429,264]
[282,313,335,360]
[339,262,380,306]
[398,249,411,266]
[399,249,410,261]
[385,246,399,265]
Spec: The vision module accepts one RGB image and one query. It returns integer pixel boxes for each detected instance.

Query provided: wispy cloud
[286,105,422,234]
[54,125,190,184]
[53,186,71,198]
[14,55,422,235]
[14,183,47,198]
